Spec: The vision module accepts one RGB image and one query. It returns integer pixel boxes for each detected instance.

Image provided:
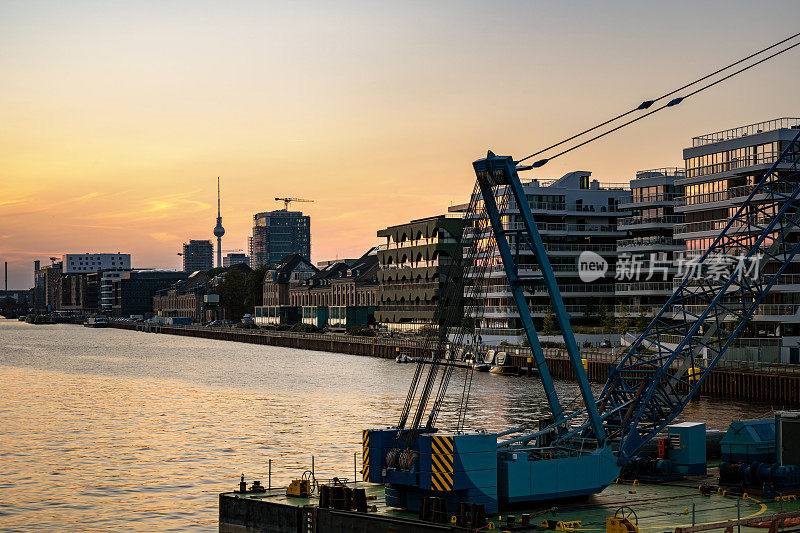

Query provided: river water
[0,320,771,532]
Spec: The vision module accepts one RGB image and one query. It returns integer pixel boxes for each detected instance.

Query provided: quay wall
[113,323,800,407]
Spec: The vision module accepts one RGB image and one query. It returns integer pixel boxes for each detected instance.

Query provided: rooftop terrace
[692,117,800,147]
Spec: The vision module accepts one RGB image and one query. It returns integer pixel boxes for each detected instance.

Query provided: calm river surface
[0,320,771,532]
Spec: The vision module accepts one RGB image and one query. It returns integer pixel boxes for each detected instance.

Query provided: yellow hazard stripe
[362,431,370,480]
[432,454,454,474]
[431,436,454,491]
[432,471,454,491]
[431,435,453,455]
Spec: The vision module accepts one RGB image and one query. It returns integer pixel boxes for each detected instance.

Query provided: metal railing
[618,192,681,206]
[544,243,617,252]
[674,273,800,288]
[672,303,800,317]
[506,222,623,233]
[615,281,674,292]
[692,118,800,147]
[617,215,683,227]
[635,167,686,179]
[617,236,681,249]
[673,214,789,235]
[614,304,663,316]
[684,151,789,179]
[676,182,796,207]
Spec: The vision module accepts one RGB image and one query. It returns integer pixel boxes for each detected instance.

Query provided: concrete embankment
[112,323,800,406]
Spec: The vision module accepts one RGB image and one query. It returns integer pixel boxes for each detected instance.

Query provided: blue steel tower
[213,176,225,268]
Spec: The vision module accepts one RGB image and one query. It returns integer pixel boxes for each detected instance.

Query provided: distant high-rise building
[223,253,249,268]
[213,177,225,268]
[249,210,311,269]
[183,240,213,272]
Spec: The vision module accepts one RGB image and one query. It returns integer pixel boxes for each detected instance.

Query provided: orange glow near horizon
[1,1,798,287]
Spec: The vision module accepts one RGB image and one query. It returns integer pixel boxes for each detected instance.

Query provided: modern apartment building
[111,270,188,318]
[463,171,629,342]
[375,215,465,333]
[675,117,800,361]
[615,169,685,318]
[223,252,249,268]
[62,252,132,312]
[182,240,213,273]
[249,210,311,269]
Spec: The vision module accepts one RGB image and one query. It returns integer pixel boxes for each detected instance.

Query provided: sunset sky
[1,1,798,288]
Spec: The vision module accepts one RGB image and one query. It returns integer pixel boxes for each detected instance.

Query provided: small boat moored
[474,349,494,372]
[84,315,109,328]
[490,351,520,375]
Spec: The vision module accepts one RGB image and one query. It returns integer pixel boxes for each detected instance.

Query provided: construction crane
[363,33,800,515]
[275,197,313,211]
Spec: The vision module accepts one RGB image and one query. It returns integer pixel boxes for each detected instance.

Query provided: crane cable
[516,31,800,166]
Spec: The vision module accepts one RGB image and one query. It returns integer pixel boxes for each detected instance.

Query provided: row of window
[685,142,781,178]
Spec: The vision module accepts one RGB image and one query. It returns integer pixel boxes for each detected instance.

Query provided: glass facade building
[249,210,311,269]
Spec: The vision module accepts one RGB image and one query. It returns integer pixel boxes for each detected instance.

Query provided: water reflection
[0,320,770,531]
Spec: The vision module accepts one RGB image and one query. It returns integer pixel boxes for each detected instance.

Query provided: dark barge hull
[219,492,466,533]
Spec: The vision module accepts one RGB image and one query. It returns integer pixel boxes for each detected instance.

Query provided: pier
[113,323,800,407]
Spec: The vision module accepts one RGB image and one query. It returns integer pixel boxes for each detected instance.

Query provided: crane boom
[274,197,313,210]
[584,129,800,460]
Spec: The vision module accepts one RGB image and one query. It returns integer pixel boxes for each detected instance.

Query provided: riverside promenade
[112,322,800,406]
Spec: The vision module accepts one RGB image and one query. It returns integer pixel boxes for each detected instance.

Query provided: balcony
[675,273,800,290]
[672,303,800,319]
[617,236,682,251]
[676,182,796,208]
[672,214,793,236]
[618,192,681,207]
[691,118,800,147]
[615,281,675,294]
[508,222,625,234]
[683,151,788,180]
[635,167,686,179]
[544,243,617,253]
[614,304,663,316]
[617,215,683,230]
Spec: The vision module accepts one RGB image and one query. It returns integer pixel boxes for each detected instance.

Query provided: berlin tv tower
[213,176,225,268]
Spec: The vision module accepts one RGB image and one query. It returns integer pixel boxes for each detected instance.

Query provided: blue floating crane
[363,33,800,514]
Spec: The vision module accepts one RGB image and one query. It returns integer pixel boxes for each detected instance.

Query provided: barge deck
[220,469,796,532]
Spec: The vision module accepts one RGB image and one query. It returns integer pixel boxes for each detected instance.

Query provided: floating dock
[219,467,800,532]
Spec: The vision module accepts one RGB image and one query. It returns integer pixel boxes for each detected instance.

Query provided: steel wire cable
[429,187,510,431]
[397,181,489,443]
[417,187,495,432]
[456,188,506,431]
[517,31,800,165]
[533,40,800,166]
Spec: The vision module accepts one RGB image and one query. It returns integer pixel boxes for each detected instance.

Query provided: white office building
[63,253,131,312]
